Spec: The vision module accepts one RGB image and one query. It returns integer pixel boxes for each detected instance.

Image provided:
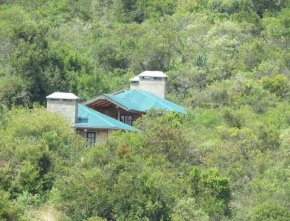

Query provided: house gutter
[73,126,136,131]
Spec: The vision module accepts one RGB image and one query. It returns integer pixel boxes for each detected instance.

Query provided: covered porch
[85,95,144,126]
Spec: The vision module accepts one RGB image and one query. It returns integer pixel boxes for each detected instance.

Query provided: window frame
[120,115,127,124]
[119,114,133,125]
[87,132,96,147]
[128,115,133,126]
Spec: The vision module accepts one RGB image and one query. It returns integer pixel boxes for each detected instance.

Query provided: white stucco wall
[130,81,139,90]
[47,99,78,124]
[138,77,167,98]
[78,129,112,144]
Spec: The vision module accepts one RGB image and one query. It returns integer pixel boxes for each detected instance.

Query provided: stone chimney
[46,92,79,124]
[129,71,168,98]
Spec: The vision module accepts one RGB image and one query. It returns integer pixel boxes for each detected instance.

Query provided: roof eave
[82,95,105,105]
[82,94,133,112]
[82,88,129,105]
[127,109,146,114]
[73,125,134,131]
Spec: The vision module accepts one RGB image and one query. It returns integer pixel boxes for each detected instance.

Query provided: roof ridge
[78,104,115,127]
[132,90,173,111]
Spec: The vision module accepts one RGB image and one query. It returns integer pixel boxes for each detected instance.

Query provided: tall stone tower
[129,71,168,98]
[46,92,79,124]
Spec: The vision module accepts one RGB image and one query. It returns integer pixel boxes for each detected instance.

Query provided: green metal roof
[104,94,144,112]
[74,104,135,131]
[105,90,186,114]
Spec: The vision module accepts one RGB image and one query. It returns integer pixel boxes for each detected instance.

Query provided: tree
[187,167,231,218]
[171,197,210,221]
[0,106,84,199]
[262,74,290,98]
[252,201,290,221]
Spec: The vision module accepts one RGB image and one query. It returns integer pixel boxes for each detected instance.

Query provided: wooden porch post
[117,106,120,121]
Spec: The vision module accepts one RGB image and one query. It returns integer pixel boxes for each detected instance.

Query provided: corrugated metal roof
[46,92,79,100]
[82,89,129,105]
[74,104,135,131]
[103,94,144,112]
[110,90,186,114]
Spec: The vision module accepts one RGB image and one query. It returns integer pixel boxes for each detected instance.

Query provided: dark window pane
[128,116,133,126]
[87,132,96,147]
[120,115,127,123]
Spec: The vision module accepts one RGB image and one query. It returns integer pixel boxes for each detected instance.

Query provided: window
[128,116,133,126]
[87,132,96,147]
[120,115,126,123]
[119,115,133,125]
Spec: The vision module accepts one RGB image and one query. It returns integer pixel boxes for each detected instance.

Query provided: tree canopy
[1,0,290,220]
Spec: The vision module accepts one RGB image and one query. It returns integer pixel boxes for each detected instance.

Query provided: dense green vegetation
[1,0,290,220]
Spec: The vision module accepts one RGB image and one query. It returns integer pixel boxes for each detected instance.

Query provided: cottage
[46,92,135,146]
[83,71,185,125]
[46,71,185,145]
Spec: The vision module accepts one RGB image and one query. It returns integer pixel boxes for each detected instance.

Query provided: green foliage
[114,0,177,23]
[87,216,107,221]
[0,106,84,220]
[191,108,221,127]
[0,189,11,220]
[133,110,194,165]
[253,0,288,17]
[262,74,290,98]
[54,151,182,220]
[188,167,231,217]
[252,201,290,221]
[171,197,209,221]
[1,0,290,220]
